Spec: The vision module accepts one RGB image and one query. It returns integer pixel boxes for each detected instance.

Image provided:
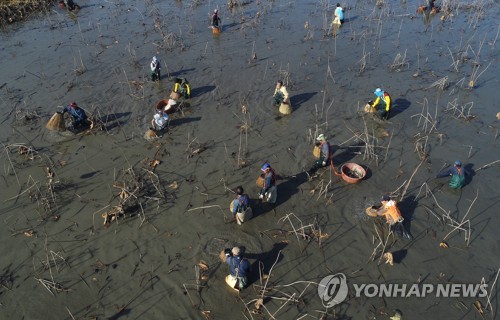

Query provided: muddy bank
[0,0,499,319]
[0,0,54,26]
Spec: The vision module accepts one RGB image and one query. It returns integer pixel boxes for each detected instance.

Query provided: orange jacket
[381,200,403,225]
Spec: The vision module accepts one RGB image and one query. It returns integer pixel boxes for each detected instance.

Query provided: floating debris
[390,310,402,320]
[384,252,394,266]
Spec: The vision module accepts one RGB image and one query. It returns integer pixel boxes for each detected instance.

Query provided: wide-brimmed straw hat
[232,247,241,256]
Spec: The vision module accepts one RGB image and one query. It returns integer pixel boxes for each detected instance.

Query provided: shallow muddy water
[0,0,499,319]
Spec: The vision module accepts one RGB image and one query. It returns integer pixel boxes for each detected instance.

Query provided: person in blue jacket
[63,102,88,129]
[436,160,466,189]
[258,163,277,203]
[224,246,250,290]
[308,134,332,175]
[231,186,252,224]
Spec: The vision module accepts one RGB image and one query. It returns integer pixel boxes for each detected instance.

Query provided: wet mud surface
[0,0,499,319]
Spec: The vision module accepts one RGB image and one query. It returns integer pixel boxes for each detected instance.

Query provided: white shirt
[154,112,169,128]
[335,7,344,20]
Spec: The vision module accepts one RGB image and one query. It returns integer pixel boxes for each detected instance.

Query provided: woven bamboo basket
[313,146,321,159]
[256,174,265,188]
[279,101,292,115]
[46,112,66,131]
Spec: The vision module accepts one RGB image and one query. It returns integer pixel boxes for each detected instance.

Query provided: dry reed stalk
[476,160,500,172]
[239,295,255,320]
[442,189,478,246]
[415,183,456,224]
[411,98,437,134]
[259,250,282,299]
[484,267,500,316]
[66,307,76,320]
[400,159,425,200]
[390,49,409,71]
[358,42,370,74]
[2,143,21,186]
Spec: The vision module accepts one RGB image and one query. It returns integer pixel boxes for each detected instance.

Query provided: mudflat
[0,1,499,319]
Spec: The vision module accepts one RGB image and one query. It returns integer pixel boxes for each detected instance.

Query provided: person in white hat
[307,134,332,176]
[223,246,250,290]
[150,56,161,81]
[212,9,221,29]
[368,88,391,119]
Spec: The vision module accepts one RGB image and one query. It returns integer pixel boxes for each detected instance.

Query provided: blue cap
[454,160,462,166]
[261,163,270,171]
[374,88,383,97]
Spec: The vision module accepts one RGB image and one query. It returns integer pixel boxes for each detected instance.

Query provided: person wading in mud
[436,160,466,189]
[223,247,250,290]
[369,195,412,239]
[258,163,277,203]
[334,3,344,24]
[368,88,392,120]
[63,102,88,130]
[62,0,80,11]
[150,56,161,81]
[273,80,289,106]
[173,78,191,99]
[230,186,253,224]
[150,109,169,133]
[212,9,221,29]
[307,134,332,178]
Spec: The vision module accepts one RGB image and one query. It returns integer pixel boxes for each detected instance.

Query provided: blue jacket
[437,166,464,178]
[226,256,250,278]
[65,105,87,124]
[321,141,331,163]
[260,169,276,195]
[232,194,249,214]
[437,166,466,189]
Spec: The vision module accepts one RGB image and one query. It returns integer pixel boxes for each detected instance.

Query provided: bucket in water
[156,99,177,114]
[279,101,292,115]
[225,275,239,291]
[340,163,366,183]
[364,104,375,113]
[256,174,265,188]
[46,112,66,131]
[313,146,321,159]
[212,27,221,35]
[170,91,181,100]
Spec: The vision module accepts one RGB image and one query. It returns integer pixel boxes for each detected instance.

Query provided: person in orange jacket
[371,195,412,239]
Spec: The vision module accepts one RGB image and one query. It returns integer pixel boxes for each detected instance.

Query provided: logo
[318,273,348,308]
[317,273,488,307]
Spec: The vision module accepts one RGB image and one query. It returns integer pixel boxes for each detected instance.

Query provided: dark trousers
[151,70,160,81]
[309,160,329,174]
[377,108,389,120]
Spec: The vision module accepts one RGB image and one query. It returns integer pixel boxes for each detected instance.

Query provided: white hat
[152,56,157,62]
[231,247,241,256]
[316,134,326,141]
[214,9,218,13]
